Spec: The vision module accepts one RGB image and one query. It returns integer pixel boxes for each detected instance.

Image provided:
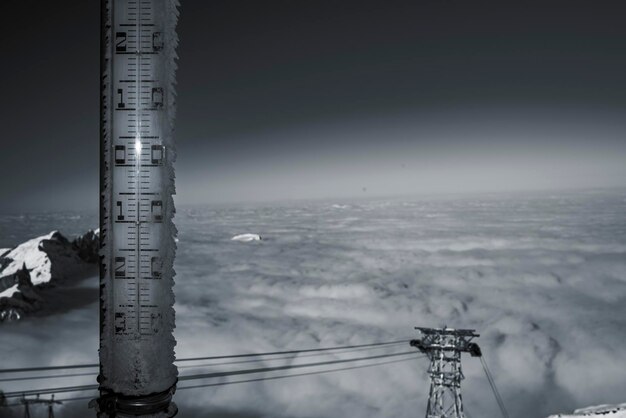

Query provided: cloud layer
[1,189,626,418]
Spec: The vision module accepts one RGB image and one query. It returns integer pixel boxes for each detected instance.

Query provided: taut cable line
[2,355,427,408]
[0,339,410,375]
[1,348,417,399]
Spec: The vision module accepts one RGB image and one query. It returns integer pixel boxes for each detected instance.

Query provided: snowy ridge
[0,231,76,295]
[0,229,99,319]
[549,404,626,417]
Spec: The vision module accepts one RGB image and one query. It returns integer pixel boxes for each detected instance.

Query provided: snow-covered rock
[549,404,626,417]
[0,231,83,291]
[0,229,99,321]
[231,233,262,242]
[73,228,100,263]
[0,264,44,321]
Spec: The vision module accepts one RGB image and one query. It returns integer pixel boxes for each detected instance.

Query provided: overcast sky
[1,0,626,212]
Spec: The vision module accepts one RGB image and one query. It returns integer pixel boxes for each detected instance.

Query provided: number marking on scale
[110,0,168,337]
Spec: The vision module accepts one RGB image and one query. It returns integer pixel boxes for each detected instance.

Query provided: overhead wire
[2,339,513,417]
[178,350,417,382]
[480,356,510,418]
[0,344,399,383]
[0,339,514,417]
[177,342,410,369]
[178,355,426,391]
[1,348,417,399]
[0,339,410,374]
[175,339,411,363]
[0,363,98,374]
[2,355,427,408]
[2,383,98,399]
[0,372,95,384]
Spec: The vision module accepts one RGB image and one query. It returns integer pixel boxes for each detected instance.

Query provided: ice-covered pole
[97,0,179,416]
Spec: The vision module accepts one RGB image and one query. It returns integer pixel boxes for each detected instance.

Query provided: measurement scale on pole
[97,0,179,416]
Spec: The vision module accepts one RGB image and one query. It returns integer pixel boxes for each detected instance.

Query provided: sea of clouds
[1,189,625,417]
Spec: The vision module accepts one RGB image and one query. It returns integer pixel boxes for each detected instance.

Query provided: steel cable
[175,339,411,363]
[178,350,417,382]
[0,372,95,383]
[177,342,409,369]
[177,355,426,391]
[0,339,410,374]
[1,348,417,399]
[0,342,409,383]
[0,355,427,407]
[480,356,510,418]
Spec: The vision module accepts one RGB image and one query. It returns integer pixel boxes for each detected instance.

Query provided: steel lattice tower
[410,327,482,418]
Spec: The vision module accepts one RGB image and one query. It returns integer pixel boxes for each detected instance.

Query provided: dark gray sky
[1,1,626,212]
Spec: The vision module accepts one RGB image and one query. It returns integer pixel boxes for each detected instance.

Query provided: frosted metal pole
[97,0,179,416]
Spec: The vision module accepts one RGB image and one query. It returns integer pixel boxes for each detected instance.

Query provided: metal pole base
[91,385,177,417]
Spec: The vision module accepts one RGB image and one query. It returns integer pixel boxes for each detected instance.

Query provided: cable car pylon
[410,326,482,418]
